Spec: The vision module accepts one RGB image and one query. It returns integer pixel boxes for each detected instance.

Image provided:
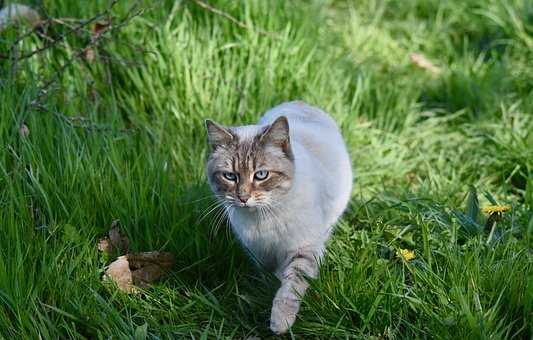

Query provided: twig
[32,102,134,134]
[0,0,149,133]
[191,0,278,38]
[0,17,90,59]
[0,0,120,61]
[10,41,18,78]
[28,1,146,103]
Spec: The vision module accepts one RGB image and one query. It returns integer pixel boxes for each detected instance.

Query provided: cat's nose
[238,194,250,203]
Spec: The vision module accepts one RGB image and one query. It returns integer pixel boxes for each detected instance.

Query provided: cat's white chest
[229,209,301,269]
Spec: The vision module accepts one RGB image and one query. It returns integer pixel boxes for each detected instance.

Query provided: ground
[0,0,531,338]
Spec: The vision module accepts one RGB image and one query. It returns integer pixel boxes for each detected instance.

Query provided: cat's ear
[205,119,233,150]
[260,116,293,158]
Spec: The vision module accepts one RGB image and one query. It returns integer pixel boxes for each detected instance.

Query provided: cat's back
[259,101,338,132]
[259,101,350,173]
[259,101,352,223]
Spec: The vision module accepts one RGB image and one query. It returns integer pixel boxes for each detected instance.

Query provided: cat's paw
[269,297,299,334]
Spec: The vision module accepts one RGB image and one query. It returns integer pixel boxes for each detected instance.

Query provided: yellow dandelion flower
[482,205,511,215]
[397,249,416,261]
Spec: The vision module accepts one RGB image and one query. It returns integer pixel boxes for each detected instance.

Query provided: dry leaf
[104,255,136,293]
[84,48,96,63]
[128,251,175,269]
[19,124,29,137]
[97,220,129,256]
[92,20,111,39]
[109,222,129,253]
[0,4,41,31]
[132,263,163,288]
[410,53,442,75]
[97,237,111,252]
[104,252,175,293]
[84,20,111,63]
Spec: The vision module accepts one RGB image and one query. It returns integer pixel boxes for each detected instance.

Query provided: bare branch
[190,0,278,38]
[0,0,149,133]
[0,0,120,61]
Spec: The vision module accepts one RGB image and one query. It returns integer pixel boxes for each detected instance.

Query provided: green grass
[1,0,532,338]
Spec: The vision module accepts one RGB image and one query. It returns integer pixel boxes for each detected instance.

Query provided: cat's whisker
[217,204,233,235]
[210,203,230,239]
[197,199,227,226]
[226,206,236,239]
[199,199,223,216]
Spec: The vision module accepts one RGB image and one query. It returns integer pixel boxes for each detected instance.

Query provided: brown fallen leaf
[109,221,129,253]
[84,20,111,63]
[104,252,175,293]
[129,251,175,287]
[84,48,96,63]
[131,263,163,288]
[92,20,111,39]
[410,52,442,75]
[19,124,29,137]
[97,237,111,252]
[97,220,129,256]
[128,251,175,269]
[104,255,135,293]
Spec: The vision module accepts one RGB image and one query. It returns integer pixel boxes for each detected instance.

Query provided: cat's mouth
[237,202,257,209]
[228,199,258,209]
[220,196,258,209]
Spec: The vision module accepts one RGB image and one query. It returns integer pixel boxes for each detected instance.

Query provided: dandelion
[482,205,511,215]
[397,248,416,261]
[482,205,511,244]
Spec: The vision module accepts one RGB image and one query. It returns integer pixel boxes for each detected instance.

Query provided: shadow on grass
[160,183,280,335]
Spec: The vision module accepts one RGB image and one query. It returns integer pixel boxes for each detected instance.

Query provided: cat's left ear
[260,116,293,159]
[205,119,234,150]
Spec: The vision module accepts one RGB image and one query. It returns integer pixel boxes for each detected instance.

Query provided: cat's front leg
[270,251,319,334]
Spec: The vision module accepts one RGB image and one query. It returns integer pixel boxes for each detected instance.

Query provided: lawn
[0,0,532,338]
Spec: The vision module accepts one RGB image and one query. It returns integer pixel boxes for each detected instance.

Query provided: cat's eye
[254,170,269,181]
[222,171,237,181]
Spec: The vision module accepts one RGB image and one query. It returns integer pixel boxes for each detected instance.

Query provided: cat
[205,101,353,334]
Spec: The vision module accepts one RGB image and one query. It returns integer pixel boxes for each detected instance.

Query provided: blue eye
[222,171,237,181]
[254,170,269,180]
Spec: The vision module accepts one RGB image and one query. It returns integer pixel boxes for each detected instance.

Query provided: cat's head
[205,116,294,209]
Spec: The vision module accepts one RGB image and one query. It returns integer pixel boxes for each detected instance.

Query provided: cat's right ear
[205,119,234,150]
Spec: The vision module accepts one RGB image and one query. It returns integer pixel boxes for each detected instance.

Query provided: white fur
[218,101,353,333]
[229,100,353,274]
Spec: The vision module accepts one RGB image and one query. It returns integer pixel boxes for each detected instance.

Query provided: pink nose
[238,195,249,203]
